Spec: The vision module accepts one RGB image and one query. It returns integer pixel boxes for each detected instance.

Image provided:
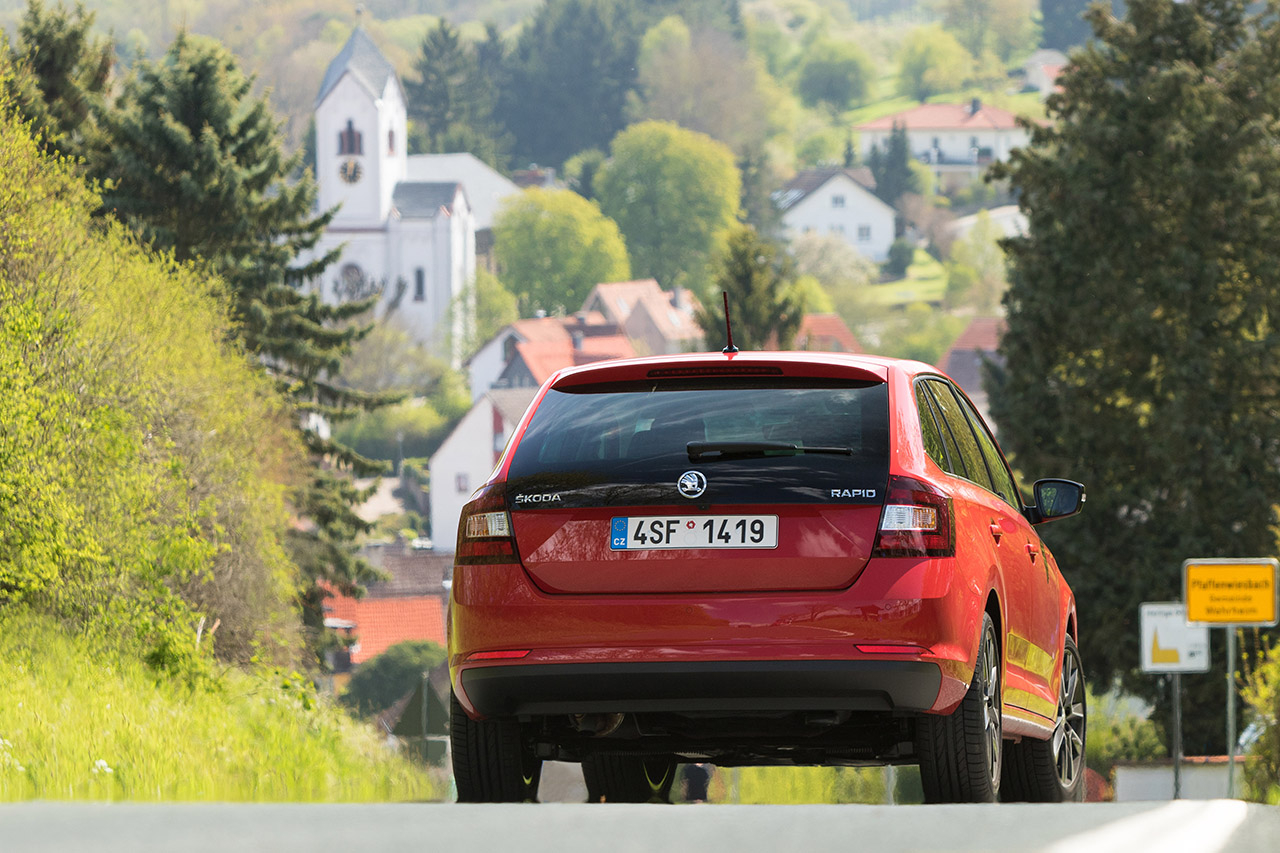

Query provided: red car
[448,351,1085,804]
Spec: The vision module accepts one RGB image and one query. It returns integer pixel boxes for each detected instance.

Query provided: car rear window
[506,380,890,504]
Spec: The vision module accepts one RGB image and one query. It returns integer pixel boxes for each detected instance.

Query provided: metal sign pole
[1172,672,1182,799]
[1226,627,1236,799]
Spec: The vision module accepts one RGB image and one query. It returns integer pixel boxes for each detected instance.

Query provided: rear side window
[924,380,994,493]
[915,382,950,471]
[507,380,890,505]
[957,392,1021,509]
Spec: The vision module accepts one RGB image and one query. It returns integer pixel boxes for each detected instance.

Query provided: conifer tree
[869,123,919,207]
[91,32,395,655]
[406,18,508,167]
[695,224,803,350]
[3,0,111,158]
[992,0,1280,752]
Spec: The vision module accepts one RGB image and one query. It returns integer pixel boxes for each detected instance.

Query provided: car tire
[1002,635,1087,802]
[450,692,542,802]
[582,754,677,803]
[917,612,1002,803]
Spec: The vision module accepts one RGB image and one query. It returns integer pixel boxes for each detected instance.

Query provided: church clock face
[339,158,363,184]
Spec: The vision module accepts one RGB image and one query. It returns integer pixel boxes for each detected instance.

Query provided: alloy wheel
[1052,648,1085,788]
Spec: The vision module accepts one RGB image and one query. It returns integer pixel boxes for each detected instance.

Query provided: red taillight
[873,475,955,557]
[456,489,518,565]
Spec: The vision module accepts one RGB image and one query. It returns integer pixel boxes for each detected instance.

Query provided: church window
[388,129,396,154]
[414,268,425,302]
[338,120,363,155]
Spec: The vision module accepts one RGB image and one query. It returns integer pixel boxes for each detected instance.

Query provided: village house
[857,100,1030,191]
[774,168,896,263]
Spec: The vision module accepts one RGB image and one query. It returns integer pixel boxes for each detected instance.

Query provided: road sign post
[1140,602,1210,798]
[1183,558,1280,799]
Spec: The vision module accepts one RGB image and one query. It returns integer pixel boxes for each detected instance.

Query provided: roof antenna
[721,291,739,354]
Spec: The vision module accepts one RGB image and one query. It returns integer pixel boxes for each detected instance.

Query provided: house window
[413,268,425,302]
[829,224,845,235]
[388,129,395,154]
[455,473,470,493]
[831,194,846,209]
[857,225,871,242]
[338,120,363,155]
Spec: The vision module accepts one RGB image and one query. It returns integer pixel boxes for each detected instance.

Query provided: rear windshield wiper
[686,440,853,461]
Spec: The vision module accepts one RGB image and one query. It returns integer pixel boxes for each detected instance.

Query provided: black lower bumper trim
[460,660,942,717]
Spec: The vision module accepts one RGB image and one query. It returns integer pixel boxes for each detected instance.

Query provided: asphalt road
[3,800,1278,853]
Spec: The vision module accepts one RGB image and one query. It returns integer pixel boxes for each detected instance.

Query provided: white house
[1023,49,1068,97]
[305,27,478,360]
[857,100,1031,189]
[774,168,896,263]
[428,388,537,548]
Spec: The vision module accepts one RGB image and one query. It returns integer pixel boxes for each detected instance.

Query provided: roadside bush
[340,640,447,717]
[0,88,303,671]
[1241,639,1280,803]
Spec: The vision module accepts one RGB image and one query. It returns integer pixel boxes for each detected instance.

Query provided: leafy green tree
[597,120,740,295]
[3,0,111,158]
[868,122,920,207]
[991,0,1280,753]
[796,39,873,114]
[90,32,394,659]
[938,0,1039,61]
[626,15,788,158]
[494,187,631,313]
[695,224,803,350]
[946,210,1008,312]
[339,640,446,717]
[898,25,973,101]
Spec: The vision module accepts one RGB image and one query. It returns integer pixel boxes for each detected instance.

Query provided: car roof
[546,350,940,388]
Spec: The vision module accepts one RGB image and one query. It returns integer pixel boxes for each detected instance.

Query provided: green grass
[0,610,438,802]
[867,250,949,307]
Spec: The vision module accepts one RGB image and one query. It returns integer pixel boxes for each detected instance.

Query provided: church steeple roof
[316,26,398,107]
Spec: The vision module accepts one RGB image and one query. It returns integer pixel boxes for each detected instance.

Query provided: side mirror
[1031,479,1085,524]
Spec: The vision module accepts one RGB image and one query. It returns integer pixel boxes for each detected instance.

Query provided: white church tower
[309,26,476,360]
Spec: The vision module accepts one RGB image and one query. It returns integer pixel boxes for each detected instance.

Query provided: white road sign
[1140,602,1211,673]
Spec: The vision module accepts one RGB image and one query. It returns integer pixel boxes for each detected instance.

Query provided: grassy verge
[0,610,438,802]
[868,250,949,308]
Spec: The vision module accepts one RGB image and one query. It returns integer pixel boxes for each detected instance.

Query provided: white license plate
[610,515,778,550]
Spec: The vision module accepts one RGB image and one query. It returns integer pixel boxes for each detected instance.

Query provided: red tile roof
[509,315,609,343]
[324,594,446,664]
[947,317,1007,354]
[795,314,863,353]
[514,335,636,385]
[583,279,665,323]
[858,102,1021,132]
[627,290,703,343]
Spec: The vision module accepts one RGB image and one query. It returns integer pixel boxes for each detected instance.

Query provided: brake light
[456,489,518,565]
[873,475,955,557]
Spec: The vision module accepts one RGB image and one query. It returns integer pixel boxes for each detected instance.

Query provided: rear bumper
[458,659,943,718]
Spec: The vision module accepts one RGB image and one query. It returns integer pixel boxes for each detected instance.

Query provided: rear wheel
[582,754,677,803]
[1002,635,1087,802]
[450,692,542,802]
[917,612,1002,803]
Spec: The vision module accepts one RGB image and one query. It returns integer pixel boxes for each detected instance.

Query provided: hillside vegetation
[0,79,433,798]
